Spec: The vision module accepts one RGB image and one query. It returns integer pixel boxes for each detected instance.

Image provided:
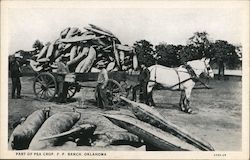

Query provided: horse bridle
[188,59,211,78]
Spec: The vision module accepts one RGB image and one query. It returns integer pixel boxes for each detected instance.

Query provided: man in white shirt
[95,64,109,109]
[56,55,70,103]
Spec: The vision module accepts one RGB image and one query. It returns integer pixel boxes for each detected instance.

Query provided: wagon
[33,71,140,106]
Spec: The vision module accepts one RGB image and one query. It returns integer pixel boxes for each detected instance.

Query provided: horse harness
[172,65,199,90]
[149,64,199,91]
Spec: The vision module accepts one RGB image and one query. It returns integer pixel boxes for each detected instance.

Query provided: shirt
[9,60,22,78]
[139,67,150,82]
[56,61,70,74]
[97,68,108,85]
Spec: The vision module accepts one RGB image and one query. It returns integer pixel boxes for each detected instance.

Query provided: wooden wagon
[33,71,140,106]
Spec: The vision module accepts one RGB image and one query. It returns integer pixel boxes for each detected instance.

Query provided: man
[56,55,70,103]
[9,53,23,99]
[95,64,110,110]
[138,63,150,104]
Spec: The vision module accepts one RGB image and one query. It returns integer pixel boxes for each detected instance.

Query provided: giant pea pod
[8,109,49,150]
[28,112,81,150]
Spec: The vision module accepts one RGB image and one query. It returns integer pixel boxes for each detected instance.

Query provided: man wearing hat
[56,55,70,103]
[9,53,23,99]
[95,63,109,109]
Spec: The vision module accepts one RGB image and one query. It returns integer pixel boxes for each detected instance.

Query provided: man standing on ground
[95,64,110,110]
[9,53,23,99]
[138,63,150,104]
[56,55,70,103]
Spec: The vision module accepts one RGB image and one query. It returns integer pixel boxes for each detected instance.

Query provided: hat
[14,53,23,58]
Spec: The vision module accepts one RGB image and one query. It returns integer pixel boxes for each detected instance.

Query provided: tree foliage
[133,40,155,67]
[185,32,212,59]
[178,44,202,63]
[187,32,210,46]
[133,32,241,71]
[155,43,181,67]
[210,40,241,69]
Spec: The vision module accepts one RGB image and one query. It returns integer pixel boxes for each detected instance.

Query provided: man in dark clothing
[56,56,70,103]
[138,63,150,104]
[218,59,225,80]
[9,54,23,99]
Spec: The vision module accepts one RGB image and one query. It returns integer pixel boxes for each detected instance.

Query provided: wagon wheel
[106,79,126,106]
[33,72,57,101]
[67,83,78,99]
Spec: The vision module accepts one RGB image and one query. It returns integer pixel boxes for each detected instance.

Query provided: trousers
[11,77,21,98]
[57,75,68,102]
[132,82,149,104]
[95,83,109,109]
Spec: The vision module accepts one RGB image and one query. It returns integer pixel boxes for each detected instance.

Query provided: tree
[32,40,44,52]
[187,31,212,58]
[210,40,241,79]
[187,32,210,48]
[133,40,155,67]
[155,43,181,67]
[178,44,201,63]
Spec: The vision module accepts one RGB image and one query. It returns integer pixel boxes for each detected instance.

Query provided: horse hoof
[186,108,193,114]
[180,107,185,112]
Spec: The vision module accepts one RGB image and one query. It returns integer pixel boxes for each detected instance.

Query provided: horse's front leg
[184,88,193,113]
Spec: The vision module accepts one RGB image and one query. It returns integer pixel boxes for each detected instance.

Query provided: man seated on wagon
[56,55,70,103]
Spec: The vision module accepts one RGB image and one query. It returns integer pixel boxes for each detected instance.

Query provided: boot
[56,94,63,103]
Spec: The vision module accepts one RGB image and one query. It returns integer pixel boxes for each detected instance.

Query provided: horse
[146,58,214,113]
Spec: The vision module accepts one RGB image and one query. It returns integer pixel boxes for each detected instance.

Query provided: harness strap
[148,74,193,90]
[184,64,197,79]
[169,78,193,90]
[174,68,181,90]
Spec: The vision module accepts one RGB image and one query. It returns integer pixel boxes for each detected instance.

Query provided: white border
[1,1,249,159]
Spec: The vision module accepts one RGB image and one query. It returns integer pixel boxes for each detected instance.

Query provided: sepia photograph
[1,0,249,159]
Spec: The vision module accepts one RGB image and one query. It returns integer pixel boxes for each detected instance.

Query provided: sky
[6,3,245,54]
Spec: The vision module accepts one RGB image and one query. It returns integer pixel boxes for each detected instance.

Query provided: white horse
[147,58,214,113]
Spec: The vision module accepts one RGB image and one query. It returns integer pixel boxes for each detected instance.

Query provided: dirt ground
[8,77,241,151]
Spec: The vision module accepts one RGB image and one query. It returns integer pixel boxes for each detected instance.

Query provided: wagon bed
[33,71,140,106]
